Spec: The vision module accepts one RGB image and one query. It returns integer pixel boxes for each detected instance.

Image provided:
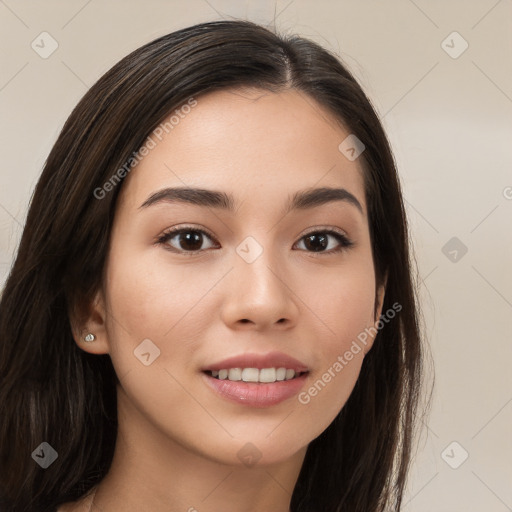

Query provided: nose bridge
[221,232,297,327]
[235,233,285,299]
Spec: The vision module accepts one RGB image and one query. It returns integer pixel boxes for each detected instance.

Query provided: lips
[200,351,310,407]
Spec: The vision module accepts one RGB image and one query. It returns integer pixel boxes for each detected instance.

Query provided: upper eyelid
[157,225,353,251]
[161,225,218,243]
[159,224,350,240]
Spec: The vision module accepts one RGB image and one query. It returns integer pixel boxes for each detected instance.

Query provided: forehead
[118,87,367,215]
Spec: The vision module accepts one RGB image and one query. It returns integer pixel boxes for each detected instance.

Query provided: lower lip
[202,371,309,408]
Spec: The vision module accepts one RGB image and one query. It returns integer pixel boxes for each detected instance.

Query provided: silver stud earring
[84,333,96,342]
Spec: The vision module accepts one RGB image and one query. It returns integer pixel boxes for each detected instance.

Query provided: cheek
[301,257,376,348]
[105,248,221,337]
[103,248,224,379]
[294,262,376,435]
[101,251,230,455]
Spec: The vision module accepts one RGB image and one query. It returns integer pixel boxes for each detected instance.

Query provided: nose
[220,244,299,330]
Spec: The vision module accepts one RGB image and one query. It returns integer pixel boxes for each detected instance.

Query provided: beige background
[1,1,511,510]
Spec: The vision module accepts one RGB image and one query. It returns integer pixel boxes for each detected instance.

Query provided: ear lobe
[69,289,110,355]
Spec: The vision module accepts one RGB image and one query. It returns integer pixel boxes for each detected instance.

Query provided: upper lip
[202,351,309,373]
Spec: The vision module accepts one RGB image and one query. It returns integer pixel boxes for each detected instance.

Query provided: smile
[205,367,307,383]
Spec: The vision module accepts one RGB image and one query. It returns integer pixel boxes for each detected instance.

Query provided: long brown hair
[0,19,427,512]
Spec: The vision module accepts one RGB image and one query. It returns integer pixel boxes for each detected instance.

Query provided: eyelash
[155,224,354,256]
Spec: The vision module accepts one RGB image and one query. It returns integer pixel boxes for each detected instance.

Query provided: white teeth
[276,367,286,381]
[241,368,259,382]
[285,369,295,380]
[228,368,242,381]
[259,368,276,383]
[208,367,302,383]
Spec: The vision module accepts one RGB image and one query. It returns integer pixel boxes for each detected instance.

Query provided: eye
[156,226,354,255]
[294,229,354,255]
[156,225,218,254]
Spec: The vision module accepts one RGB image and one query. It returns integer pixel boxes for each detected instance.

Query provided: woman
[0,19,426,512]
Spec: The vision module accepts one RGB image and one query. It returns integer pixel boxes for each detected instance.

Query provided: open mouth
[204,368,309,383]
[202,366,310,407]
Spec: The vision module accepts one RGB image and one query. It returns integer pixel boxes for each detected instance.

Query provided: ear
[69,288,110,355]
[373,275,387,324]
[363,273,388,356]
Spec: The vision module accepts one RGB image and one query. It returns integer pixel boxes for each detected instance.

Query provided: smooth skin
[62,87,385,512]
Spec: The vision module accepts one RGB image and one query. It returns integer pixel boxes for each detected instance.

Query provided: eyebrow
[138,186,364,215]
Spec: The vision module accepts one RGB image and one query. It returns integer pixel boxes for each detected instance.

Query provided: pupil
[180,232,202,250]
[305,233,327,252]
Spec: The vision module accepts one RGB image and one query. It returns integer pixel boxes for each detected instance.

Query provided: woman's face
[88,87,384,466]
